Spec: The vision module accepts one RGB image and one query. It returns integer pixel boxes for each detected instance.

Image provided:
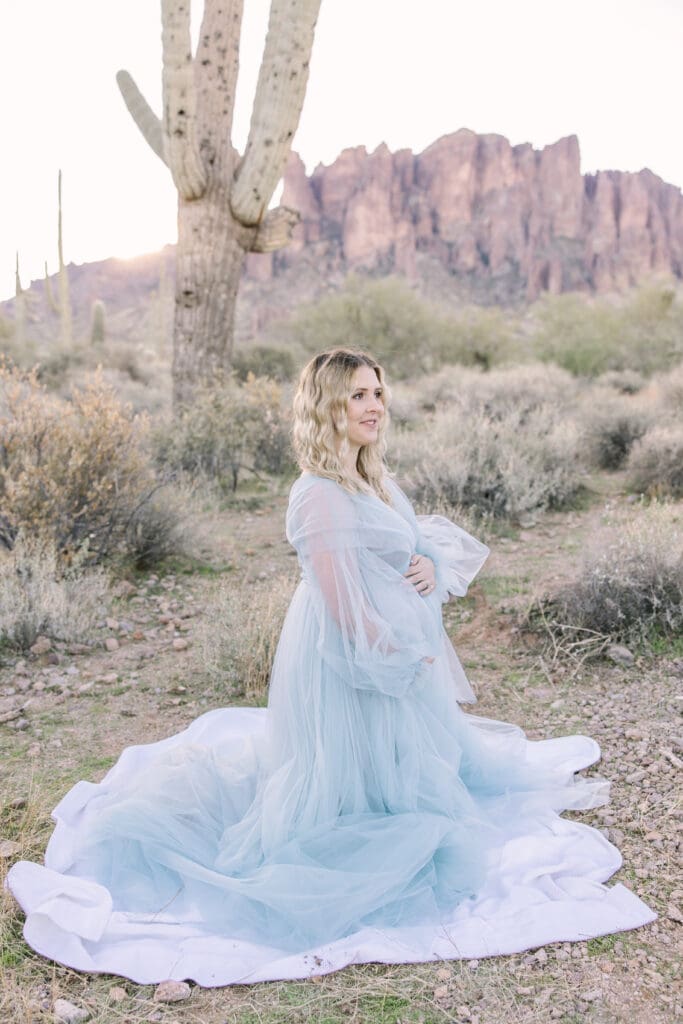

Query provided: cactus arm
[249,205,300,253]
[194,1,244,179]
[15,252,22,296]
[230,0,321,225]
[161,0,207,200]
[116,70,166,165]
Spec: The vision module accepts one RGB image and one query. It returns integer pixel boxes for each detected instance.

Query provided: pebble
[104,638,120,652]
[52,999,90,1022]
[67,643,91,655]
[108,986,127,1002]
[30,635,52,655]
[0,839,21,857]
[172,638,189,651]
[153,980,191,1003]
[607,644,635,666]
[98,672,119,684]
[666,904,683,924]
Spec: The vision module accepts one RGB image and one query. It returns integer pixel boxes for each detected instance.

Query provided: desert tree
[117,0,322,405]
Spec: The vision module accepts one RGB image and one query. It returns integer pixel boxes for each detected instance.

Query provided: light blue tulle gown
[7,473,655,985]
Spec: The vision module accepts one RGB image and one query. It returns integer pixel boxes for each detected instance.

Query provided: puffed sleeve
[286,477,439,698]
[414,514,489,604]
[384,478,489,605]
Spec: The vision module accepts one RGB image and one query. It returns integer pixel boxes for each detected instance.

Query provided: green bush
[530,282,683,377]
[275,276,518,379]
[232,345,296,383]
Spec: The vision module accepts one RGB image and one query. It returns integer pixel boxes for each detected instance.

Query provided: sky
[2,0,682,301]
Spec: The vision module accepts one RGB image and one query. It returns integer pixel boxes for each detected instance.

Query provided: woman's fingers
[404,555,436,595]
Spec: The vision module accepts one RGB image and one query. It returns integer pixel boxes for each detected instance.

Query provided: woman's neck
[340,444,362,480]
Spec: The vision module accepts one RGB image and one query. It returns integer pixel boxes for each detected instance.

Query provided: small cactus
[14,252,26,348]
[90,300,106,345]
[57,170,73,347]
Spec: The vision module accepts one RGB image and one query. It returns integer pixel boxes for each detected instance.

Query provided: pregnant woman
[7,348,655,986]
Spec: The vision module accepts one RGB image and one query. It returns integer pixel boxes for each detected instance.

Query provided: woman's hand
[404,553,436,597]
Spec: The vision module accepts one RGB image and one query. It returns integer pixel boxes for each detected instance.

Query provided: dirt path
[0,487,681,1024]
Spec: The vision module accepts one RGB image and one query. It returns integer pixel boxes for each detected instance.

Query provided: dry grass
[0,536,109,651]
[0,486,679,1024]
[192,572,297,702]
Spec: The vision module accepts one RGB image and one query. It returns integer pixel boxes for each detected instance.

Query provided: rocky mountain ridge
[247,129,683,305]
[5,129,682,343]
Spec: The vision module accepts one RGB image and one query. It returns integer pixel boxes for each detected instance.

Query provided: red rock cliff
[245,129,683,304]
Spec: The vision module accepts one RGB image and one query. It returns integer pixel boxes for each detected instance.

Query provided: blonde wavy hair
[292,348,393,503]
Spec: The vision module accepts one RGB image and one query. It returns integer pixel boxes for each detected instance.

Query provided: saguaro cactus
[14,253,26,349]
[56,170,73,347]
[117,0,322,406]
[90,300,106,345]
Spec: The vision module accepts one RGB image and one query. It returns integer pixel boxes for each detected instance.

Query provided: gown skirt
[6,474,656,986]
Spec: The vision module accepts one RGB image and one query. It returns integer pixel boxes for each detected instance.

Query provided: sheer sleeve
[415,514,489,604]
[383,478,489,605]
[286,478,438,698]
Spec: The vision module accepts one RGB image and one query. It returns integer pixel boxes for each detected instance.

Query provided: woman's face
[343,365,385,449]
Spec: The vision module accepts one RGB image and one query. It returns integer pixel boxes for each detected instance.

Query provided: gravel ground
[0,490,681,1024]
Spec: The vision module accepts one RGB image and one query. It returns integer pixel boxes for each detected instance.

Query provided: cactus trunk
[117,0,321,407]
[172,192,249,405]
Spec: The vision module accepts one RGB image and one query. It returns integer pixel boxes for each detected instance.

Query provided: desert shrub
[595,369,646,394]
[0,535,109,650]
[155,373,294,489]
[627,424,683,497]
[394,402,582,521]
[437,306,517,369]
[528,502,683,654]
[193,573,297,701]
[396,363,578,423]
[530,282,683,376]
[580,393,651,470]
[277,276,467,379]
[232,344,296,383]
[0,362,179,565]
[649,361,683,416]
